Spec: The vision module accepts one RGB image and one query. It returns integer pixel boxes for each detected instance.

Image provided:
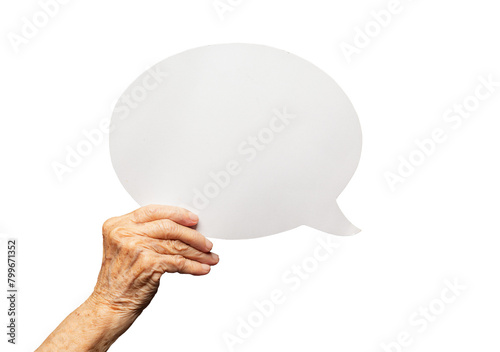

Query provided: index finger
[136,219,213,253]
[130,204,199,227]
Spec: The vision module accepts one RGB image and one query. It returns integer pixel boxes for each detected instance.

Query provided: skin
[35,204,219,352]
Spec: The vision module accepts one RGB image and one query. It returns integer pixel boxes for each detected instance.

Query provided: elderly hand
[92,204,218,314]
[36,205,219,352]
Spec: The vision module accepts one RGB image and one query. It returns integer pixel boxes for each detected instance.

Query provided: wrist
[69,295,141,351]
[86,292,142,323]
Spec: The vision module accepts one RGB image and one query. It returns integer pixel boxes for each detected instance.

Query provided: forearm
[35,295,139,352]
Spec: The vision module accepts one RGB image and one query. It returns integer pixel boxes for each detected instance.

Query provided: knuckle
[106,228,122,243]
[144,204,159,215]
[106,226,131,244]
[188,232,200,246]
[133,204,158,222]
[172,255,186,270]
[160,260,175,273]
[151,242,167,255]
[151,271,163,282]
[102,217,118,234]
[159,219,177,235]
[172,240,188,252]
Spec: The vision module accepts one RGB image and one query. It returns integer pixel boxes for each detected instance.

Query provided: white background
[1,0,499,351]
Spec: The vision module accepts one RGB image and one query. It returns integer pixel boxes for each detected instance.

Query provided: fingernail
[201,264,210,272]
[205,238,213,251]
[212,253,219,261]
[188,212,199,222]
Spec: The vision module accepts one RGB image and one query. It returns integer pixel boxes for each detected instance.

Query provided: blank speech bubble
[109,43,362,239]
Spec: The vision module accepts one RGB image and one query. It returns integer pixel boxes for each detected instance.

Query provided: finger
[136,220,213,253]
[145,238,219,265]
[155,254,212,276]
[130,204,198,227]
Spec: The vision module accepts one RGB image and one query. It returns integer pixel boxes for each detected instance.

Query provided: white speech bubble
[109,44,362,239]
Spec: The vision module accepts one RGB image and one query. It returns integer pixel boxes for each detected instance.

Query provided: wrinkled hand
[91,204,219,317]
[36,205,218,352]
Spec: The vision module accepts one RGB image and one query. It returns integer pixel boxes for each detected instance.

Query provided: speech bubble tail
[307,201,360,236]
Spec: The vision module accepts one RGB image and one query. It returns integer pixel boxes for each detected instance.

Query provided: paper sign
[110,44,362,239]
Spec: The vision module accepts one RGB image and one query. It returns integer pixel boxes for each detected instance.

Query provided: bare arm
[35,296,138,351]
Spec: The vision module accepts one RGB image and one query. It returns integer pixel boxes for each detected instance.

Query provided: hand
[91,204,219,317]
[36,205,218,352]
